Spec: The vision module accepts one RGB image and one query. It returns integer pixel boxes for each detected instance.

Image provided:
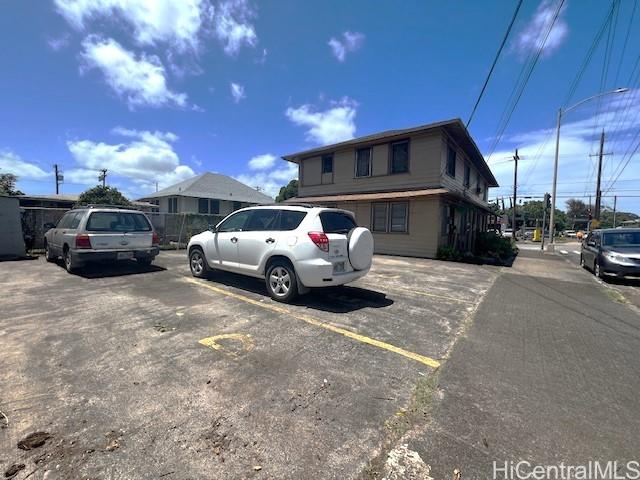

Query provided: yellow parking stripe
[184,277,441,369]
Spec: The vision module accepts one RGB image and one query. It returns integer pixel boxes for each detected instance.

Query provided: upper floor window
[322,154,333,174]
[390,140,409,174]
[446,145,456,177]
[463,164,470,187]
[483,182,488,201]
[168,197,178,213]
[355,147,372,177]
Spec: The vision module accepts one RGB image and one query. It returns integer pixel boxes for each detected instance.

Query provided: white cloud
[513,0,568,59]
[230,82,246,103]
[488,90,640,210]
[47,34,70,51]
[214,0,257,55]
[54,0,214,51]
[286,97,358,145]
[328,31,365,62]
[65,168,102,186]
[235,161,297,198]
[248,153,276,170]
[66,127,195,191]
[0,151,49,180]
[80,36,187,109]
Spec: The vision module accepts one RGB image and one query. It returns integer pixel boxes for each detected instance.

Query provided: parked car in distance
[187,205,374,303]
[502,228,514,238]
[44,206,159,273]
[563,230,577,238]
[581,228,640,278]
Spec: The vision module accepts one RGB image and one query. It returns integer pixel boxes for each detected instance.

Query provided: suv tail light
[75,234,92,249]
[308,232,329,252]
[152,231,160,245]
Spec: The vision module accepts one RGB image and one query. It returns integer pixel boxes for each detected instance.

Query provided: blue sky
[1,0,639,212]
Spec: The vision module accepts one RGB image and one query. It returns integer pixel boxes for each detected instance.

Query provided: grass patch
[361,370,442,479]
[603,286,628,304]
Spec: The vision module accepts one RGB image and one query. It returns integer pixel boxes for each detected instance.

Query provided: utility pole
[588,130,612,223]
[54,164,63,194]
[512,149,520,240]
[155,181,159,193]
[98,169,107,187]
[613,195,617,227]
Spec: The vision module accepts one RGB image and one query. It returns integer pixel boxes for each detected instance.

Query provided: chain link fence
[20,207,224,250]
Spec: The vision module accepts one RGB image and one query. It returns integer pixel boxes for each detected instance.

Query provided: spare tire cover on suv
[348,227,374,270]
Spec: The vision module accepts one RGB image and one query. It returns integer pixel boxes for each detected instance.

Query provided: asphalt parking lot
[0,251,498,479]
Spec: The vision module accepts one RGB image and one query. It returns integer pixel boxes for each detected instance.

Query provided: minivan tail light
[152,231,160,245]
[75,234,92,249]
[308,232,329,252]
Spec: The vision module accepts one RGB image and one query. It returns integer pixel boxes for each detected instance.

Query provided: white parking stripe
[573,250,581,255]
[560,250,568,255]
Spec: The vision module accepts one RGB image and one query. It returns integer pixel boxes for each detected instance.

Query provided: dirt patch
[17,432,52,450]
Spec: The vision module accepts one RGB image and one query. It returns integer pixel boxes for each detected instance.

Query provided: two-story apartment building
[282,118,498,258]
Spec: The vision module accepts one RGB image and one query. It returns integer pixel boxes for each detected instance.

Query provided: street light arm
[563,88,629,115]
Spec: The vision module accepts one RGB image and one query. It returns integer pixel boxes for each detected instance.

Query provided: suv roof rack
[256,202,320,208]
[74,203,140,210]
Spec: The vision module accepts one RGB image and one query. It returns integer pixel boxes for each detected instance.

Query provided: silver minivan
[44,206,159,273]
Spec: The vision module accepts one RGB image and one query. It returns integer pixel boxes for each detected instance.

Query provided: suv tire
[63,248,79,274]
[137,258,153,267]
[45,241,55,263]
[266,260,298,303]
[189,247,210,278]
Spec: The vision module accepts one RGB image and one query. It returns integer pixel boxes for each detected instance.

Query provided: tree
[565,198,589,219]
[77,185,131,206]
[599,207,639,229]
[0,173,24,196]
[276,179,298,202]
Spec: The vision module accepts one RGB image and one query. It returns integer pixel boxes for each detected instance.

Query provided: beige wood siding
[440,132,490,204]
[334,197,441,258]
[298,131,443,197]
[301,156,322,186]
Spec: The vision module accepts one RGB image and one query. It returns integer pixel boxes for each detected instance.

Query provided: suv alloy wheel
[266,261,298,302]
[189,247,209,278]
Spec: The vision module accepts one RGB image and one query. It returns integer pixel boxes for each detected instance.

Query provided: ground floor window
[198,198,221,214]
[371,202,408,233]
[168,197,178,213]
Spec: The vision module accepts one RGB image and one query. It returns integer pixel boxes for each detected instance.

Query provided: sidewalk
[394,249,640,479]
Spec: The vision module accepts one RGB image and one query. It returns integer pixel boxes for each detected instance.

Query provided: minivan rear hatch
[85,211,153,250]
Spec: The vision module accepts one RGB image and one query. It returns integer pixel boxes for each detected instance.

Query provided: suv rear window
[280,210,307,231]
[86,212,152,232]
[319,211,356,234]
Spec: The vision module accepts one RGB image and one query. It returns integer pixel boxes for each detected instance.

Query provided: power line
[486,0,566,161]
[466,0,524,128]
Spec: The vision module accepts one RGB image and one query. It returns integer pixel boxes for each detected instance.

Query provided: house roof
[282,118,498,187]
[18,194,79,202]
[138,172,273,203]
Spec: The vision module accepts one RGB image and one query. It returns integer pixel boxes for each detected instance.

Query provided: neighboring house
[139,172,273,215]
[282,118,499,258]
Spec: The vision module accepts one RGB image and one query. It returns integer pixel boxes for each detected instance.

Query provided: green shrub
[475,231,518,260]
[436,245,463,262]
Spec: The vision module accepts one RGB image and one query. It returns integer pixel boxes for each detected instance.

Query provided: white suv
[187,205,374,302]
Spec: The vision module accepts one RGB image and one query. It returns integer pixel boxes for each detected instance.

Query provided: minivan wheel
[189,248,209,278]
[266,262,298,303]
[44,241,55,262]
[594,261,603,279]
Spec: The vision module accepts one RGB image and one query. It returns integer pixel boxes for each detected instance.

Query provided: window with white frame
[371,202,408,233]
